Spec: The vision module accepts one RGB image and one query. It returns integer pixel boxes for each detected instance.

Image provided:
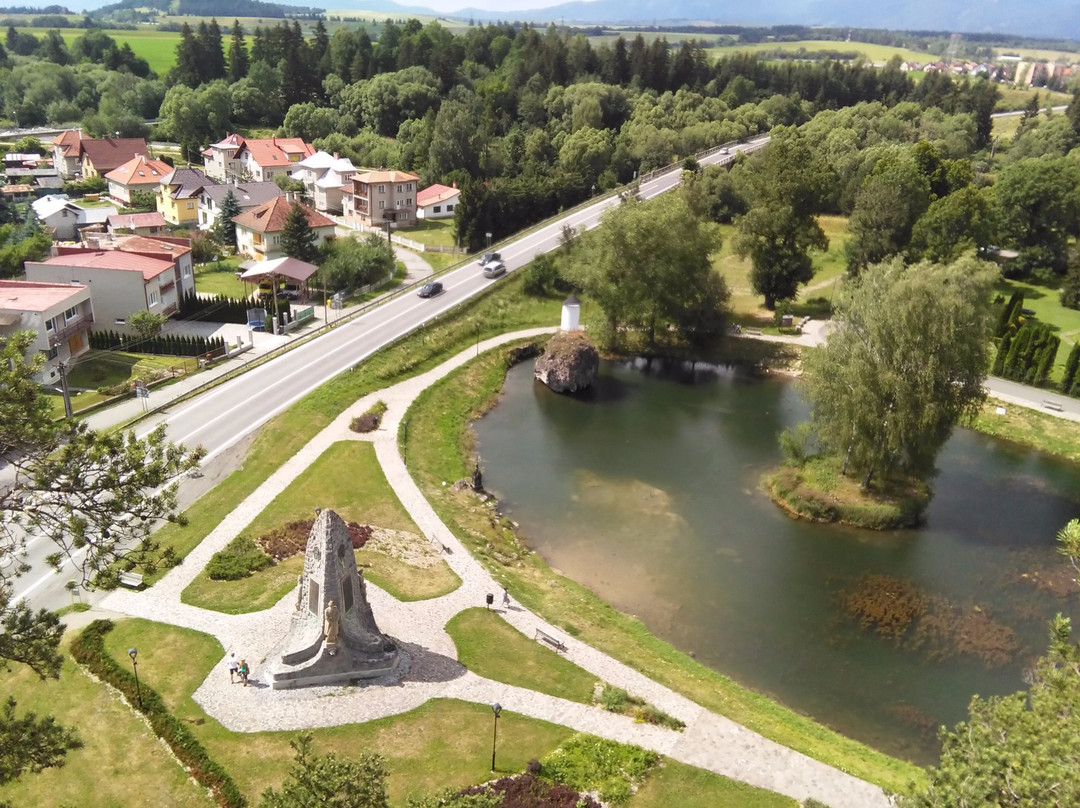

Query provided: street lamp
[485,232,492,250]
[128,647,143,710]
[490,702,502,771]
[475,321,480,357]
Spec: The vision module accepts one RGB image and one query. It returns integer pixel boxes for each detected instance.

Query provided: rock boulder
[535,330,599,393]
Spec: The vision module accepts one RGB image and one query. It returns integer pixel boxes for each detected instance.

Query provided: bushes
[205,535,273,580]
[89,328,226,357]
[458,772,600,808]
[997,321,1059,387]
[540,735,658,805]
[350,400,388,433]
[596,684,685,730]
[70,620,245,808]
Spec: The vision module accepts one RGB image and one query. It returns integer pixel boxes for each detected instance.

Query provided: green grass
[629,759,797,808]
[398,218,460,248]
[181,441,423,612]
[356,549,461,602]
[195,258,250,299]
[704,39,940,64]
[972,399,1080,463]
[717,214,850,324]
[67,349,184,390]
[19,27,182,75]
[2,630,216,808]
[447,607,599,704]
[402,344,923,793]
[994,86,1072,112]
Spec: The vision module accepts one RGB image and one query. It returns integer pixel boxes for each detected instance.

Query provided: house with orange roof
[0,279,93,383]
[105,155,173,205]
[203,133,314,183]
[416,183,460,220]
[343,169,419,229]
[29,236,194,327]
[232,196,337,261]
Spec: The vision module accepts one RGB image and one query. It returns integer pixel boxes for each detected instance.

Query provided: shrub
[778,422,815,467]
[350,400,388,433]
[1062,343,1080,394]
[70,620,245,808]
[540,735,658,805]
[205,535,273,580]
[459,772,601,808]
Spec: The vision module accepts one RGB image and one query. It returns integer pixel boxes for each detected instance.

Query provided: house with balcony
[105,155,173,206]
[343,170,419,229]
[233,197,336,261]
[291,151,357,214]
[28,235,194,329]
[158,167,215,226]
[0,279,93,384]
[198,181,283,230]
[203,134,314,183]
[416,183,460,220]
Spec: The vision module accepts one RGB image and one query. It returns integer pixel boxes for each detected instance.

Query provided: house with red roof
[105,155,173,205]
[27,235,194,328]
[107,211,168,237]
[203,134,314,184]
[343,169,419,229]
[51,130,84,179]
[416,183,460,220]
[232,197,337,261]
[0,279,93,383]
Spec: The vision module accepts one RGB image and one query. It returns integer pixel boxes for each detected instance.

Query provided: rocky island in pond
[534,329,599,393]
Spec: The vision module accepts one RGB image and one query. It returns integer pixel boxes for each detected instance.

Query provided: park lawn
[98,618,574,805]
[447,607,599,704]
[356,549,461,601]
[402,345,922,794]
[630,759,797,808]
[2,629,215,808]
[20,27,181,75]
[705,39,939,64]
[716,214,850,323]
[995,276,1080,382]
[66,349,190,390]
[972,399,1080,464]
[195,258,250,299]
[399,218,459,248]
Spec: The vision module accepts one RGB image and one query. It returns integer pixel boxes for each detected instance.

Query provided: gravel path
[99,328,892,808]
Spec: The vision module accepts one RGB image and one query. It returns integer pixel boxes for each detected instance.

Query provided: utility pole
[57,360,73,418]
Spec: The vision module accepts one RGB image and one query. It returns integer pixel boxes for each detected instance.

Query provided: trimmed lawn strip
[630,759,798,808]
[402,346,922,793]
[356,549,461,602]
[447,607,598,705]
[183,553,305,614]
[144,273,562,586]
[2,630,215,808]
[972,399,1080,463]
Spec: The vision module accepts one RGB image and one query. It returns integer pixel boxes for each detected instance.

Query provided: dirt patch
[256,519,373,561]
[250,518,437,569]
[362,527,442,569]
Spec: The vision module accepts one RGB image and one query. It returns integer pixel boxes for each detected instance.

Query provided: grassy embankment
[400,338,922,794]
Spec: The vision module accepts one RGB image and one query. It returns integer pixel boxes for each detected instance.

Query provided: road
[13,136,770,612]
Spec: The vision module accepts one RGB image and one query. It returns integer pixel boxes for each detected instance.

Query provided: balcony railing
[48,314,92,348]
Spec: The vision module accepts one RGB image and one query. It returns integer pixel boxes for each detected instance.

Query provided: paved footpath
[99,328,892,808]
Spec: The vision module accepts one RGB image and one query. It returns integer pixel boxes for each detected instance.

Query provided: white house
[32,195,118,241]
[416,183,460,220]
[0,279,93,383]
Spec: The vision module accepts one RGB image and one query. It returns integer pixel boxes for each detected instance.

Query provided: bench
[1043,400,1065,412]
[534,627,567,652]
[118,571,144,589]
[744,327,763,336]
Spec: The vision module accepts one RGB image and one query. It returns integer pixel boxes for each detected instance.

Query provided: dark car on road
[417,281,443,298]
[481,251,501,265]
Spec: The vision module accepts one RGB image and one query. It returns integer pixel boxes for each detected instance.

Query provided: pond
[472,358,1080,763]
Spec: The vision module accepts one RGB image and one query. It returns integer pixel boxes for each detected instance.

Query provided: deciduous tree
[259,732,389,808]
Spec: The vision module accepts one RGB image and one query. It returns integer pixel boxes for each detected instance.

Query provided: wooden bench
[744,327,763,336]
[1043,400,1065,412]
[118,571,144,589]
[534,627,567,652]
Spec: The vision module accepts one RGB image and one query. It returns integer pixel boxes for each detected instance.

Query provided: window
[45,317,56,332]
[446,203,454,212]
[407,183,413,191]
[378,200,385,210]
[65,306,78,321]
[186,202,194,209]
[377,185,385,194]
[396,184,402,193]
[148,290,159,306]
[183,263,192,277]
[43,346,59,360]
[433,205,441,213]
[115,318,126,326]
[407,198,412,206]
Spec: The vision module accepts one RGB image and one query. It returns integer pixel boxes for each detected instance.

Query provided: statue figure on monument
[324,600,340,654]
[472,459,483,491]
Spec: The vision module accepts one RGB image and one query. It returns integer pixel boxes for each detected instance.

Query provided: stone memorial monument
[268,509,401,689]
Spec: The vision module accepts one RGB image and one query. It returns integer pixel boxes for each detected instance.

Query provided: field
[704,39,941,65]
[20,26,182,75]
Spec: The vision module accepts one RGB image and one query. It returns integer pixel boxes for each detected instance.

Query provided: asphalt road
[13,136,769,612]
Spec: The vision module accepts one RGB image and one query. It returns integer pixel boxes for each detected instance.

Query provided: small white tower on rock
[560,295,581,332]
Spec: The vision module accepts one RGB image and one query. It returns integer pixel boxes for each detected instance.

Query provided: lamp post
[485,231,492,251]
[128,647,143,710]
[490,702,502,771]
[475,321,480,356]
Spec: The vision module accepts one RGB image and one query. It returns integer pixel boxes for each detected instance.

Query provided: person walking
[502,586,511,608]
[227,653,239,683]
[238,659,250,687]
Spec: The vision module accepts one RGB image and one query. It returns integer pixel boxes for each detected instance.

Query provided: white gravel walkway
[100,328,892,808]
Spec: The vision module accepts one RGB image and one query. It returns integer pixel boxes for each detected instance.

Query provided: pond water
[473,358,1080,763]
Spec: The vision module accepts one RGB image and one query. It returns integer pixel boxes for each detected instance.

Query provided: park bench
[1043,400,1065,412]
[744,327,764,336]
[118,571,144,589]
[534,627,567,653]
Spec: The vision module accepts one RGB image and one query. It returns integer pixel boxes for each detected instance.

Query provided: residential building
[107,212,168,236]
[0,279,93,384]
[78,138,149,179]
[26,242,190,328]
[291,151,357,214]
[32,195,118,241]
[158,167,215,226]
[51,130,83,179]
[105,155,173,205]
[343,170,419,229]
[416,183,460,220]
[232,197,336,262]
[198,181,283,230]
[202,134,314,183]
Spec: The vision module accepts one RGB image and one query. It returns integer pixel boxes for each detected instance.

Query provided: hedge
[89,329,226,357]
[71,619,246,808]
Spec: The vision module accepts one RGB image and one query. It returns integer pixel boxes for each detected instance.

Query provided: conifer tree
[281,203,317,263]
[228,19,248,82]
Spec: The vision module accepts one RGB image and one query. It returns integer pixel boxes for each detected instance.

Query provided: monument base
[269,637,403,690]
